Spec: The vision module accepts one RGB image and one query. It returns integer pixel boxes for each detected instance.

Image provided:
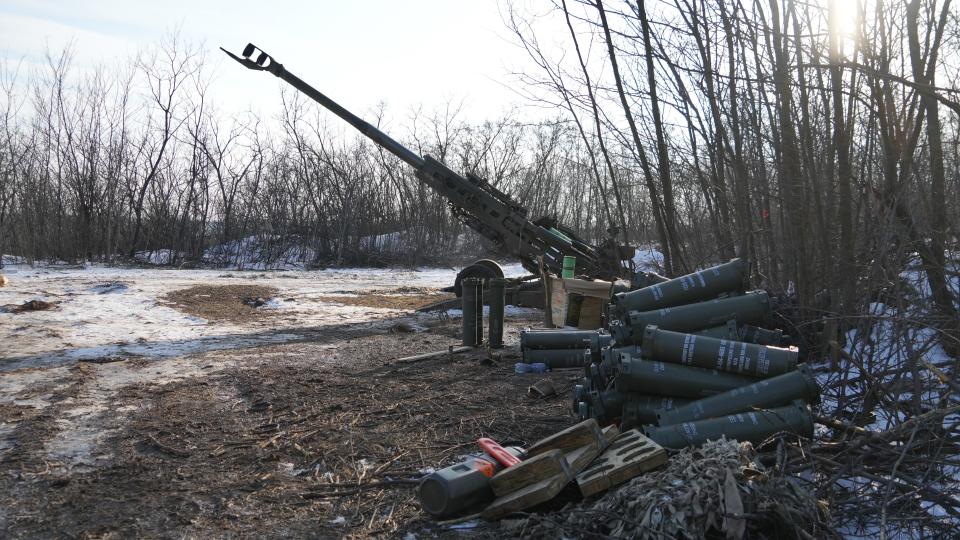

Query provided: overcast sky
[0,0,563,125]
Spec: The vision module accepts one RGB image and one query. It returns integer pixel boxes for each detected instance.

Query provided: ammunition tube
[643,400,814,449]
[641,326,798,378]
[631,270,670,290]
[623,290,771,337]
[692,319,739,340]
[613,258,747,316]
[656,365,820,426]
[738,324,784,346]
[520,329,612,351]
[461,277,483,347]
[590,346,644,386]
[487,278,507,348]
[693,321,784,346]
[615,357,757,399]
[522,348,592,369]
[621,395,691,429]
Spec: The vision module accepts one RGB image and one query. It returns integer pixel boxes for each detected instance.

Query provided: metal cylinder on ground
[640,325,798,378]
[574,387,627,423]
[642,400,814,450]
[461,277,483,347]
[631,269,670,290]
[693,321,785,346]
[487,278,506,348]
[419,446,525,517]
[622,290,771,339]
[562,255,577,278]
[656,365,819,426]
[520,329,612,351]
[621,395,691,429]
[612,258,747,317]
[523,348,592,369]
[615,356,757,399]
[692,320,739,340]
[738,324,785,346]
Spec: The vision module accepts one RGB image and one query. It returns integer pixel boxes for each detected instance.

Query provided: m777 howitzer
[222,44,634,292]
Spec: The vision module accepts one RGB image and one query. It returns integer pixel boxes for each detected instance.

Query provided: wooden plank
[490,449,569,496]
[483,449,572,520]
[575,429,668,497]
[576,296,606,329]
[525,419,607,475]
[393,346,471,364]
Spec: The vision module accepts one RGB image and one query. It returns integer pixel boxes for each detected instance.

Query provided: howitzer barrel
[642,400,814,449]
[222,44,423,169]
[656,365,819,426]
[616,357,757,399]
[612,258,747,316]
[640,326,798,378]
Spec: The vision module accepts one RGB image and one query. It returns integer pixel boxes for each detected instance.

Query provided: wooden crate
[547,276,612,329]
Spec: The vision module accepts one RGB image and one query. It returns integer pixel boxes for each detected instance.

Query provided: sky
[0,0,558,125]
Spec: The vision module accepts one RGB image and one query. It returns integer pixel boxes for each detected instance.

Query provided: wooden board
[577,296,606,329]
[483,449,572,520]
[575,429,668,497]
[525,419,607,475]
[490,449,570,497]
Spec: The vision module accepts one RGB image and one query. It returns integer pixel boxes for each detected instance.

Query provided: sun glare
[828,0,861,56]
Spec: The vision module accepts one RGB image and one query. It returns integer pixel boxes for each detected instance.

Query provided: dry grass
[160,284,279,323]
[317,292,454,311]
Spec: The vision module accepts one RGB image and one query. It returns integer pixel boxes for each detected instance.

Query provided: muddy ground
[0,305,574,538]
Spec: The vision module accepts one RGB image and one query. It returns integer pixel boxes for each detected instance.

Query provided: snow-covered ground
[0,263,531,372]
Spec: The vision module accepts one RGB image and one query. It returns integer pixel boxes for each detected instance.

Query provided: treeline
[1,1,958,316]
[506,0,959,322]
[0,42,639,269]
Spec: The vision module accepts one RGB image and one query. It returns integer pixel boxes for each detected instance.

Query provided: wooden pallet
[526,419,608,475]
[575,429,668,497]
[483,449,572,520]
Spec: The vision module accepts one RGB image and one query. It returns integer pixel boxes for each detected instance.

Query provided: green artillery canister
[615,357,757,399]
[621,395,691,429]
[487,278,507,348]
[520,329,612,351]
[656,365,820,426]
[623,290,771,337]
[640,325,798,377]
[523,348,592,369]
[562,255,577,278]
[573,386,626,423]
[461,277,483,346]
[643,400,814,450]
[694,321,785,346]
[612,258,747,316]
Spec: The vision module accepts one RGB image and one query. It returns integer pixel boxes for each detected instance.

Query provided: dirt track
[0,313,575,538]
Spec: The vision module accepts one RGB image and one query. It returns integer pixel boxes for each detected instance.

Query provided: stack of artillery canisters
[522,258,821,450]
